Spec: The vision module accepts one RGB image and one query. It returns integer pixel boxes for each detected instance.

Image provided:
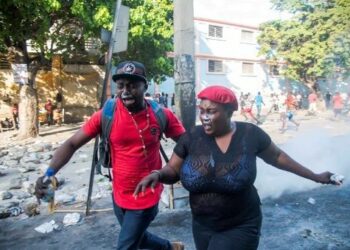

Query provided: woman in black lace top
[134,86,340,250]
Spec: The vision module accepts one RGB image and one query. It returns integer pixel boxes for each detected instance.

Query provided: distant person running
[267,93,279,114]
[332,92,343,119]
[279,94,300,133]
[241,94,262,125]
[254,92,265,118]
[308,91,318,115]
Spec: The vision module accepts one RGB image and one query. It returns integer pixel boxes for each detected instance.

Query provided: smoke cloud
[255,127,350,199]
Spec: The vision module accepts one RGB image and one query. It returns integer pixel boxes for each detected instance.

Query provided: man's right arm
[49,129,94,174]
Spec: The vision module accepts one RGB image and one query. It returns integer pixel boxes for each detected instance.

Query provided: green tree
[120,0,174,83]
[0,0,173,138]
[257,0,350,88]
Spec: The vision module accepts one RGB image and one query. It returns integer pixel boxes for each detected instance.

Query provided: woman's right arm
[133,153,184,197]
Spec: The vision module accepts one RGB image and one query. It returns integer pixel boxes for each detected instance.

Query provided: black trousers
[192,215,262,250]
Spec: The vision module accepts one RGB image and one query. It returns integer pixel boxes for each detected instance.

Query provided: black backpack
[97,97,169,179]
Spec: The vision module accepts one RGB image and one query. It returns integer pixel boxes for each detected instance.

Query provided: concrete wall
[0,64,104,123]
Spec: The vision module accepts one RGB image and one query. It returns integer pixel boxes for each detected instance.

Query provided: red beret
[197,85,238,111]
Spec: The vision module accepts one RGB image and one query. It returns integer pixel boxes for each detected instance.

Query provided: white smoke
[255,127,350,199]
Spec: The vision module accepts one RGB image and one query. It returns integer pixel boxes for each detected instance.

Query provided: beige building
[0,55,104,124]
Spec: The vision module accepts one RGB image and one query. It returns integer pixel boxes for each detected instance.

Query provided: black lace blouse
[174,122,271,231]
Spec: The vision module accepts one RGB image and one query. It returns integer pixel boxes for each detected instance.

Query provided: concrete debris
[78,154,88,159]
[18,165,37,173]
[22,181,35,194]
[63,213,81,226]
[307,197,316,205]
[301,229,313,238]
[1,191,13,200]
[23,202,40,217]
[75,167,90,174]
[13,190,32,200]
[4,160,19,168]
[27,145,45,153]
[8,178,23,190]
[3,201,20,209]
[55,193,75,205]
[34,220,59,234]
[0,150,8,158]
[20,153,41,164]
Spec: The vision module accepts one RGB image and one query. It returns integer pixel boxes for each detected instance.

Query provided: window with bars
[208,60,223,73]
[208,25,223,38]
[242,62,255,75]
[241,30,254,43]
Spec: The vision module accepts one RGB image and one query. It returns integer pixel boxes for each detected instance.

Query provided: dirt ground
[1,110,350,250]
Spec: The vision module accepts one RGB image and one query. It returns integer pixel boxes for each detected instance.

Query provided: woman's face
[199,99,231,136]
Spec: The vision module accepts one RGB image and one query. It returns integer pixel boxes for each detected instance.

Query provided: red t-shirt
[83,99,185,209]
[308,93,317,103]
[332,95,343,109]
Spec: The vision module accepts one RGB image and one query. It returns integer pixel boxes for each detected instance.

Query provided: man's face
[115,78,146,110]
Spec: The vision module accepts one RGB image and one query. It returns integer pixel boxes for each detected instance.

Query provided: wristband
[150,170,162,181]
[45,167,56,177]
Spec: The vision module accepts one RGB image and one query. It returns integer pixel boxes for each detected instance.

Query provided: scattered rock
[22,181,35,194]
[75,167,90,174]
[42,143,53,152]
[307,197,316,205]
[27,144,45,153]
[20,153,41,164]
[9,178,23,190]
[4,160,19,168]
[18,164,37,173]
[1,191,13,200]
[0,210,11,219]
[40,152,53,161]
[12,190,32,200]
[63,213,81,226]
[2,201,20,209]
[34,220,59,234]
[23,202,40,217]
[0,150,8,158]
[301,229,312,238]
[55,193,75,205]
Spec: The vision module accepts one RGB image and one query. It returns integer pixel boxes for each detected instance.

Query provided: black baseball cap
[112,61,147,83]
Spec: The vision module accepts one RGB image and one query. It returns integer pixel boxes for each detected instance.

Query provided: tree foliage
[257,0,350,84]
[121,0,174,82]
[0,0,173,81]
[0,0,174,138]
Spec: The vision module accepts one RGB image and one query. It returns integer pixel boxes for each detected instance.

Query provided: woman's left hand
[314,171,339,185]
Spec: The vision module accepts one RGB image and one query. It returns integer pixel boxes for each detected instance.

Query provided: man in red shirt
[308,91,318,115]
[332,92,344,118]
[44,99,53,125]
[35,61,186,250]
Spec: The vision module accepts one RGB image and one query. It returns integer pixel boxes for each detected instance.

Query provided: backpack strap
[147,99,168,139]
[97,96,117,180]
[147,100,169,162]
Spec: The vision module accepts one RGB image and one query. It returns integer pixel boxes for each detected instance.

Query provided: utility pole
[174,0,196,131]
[86,0,122,216]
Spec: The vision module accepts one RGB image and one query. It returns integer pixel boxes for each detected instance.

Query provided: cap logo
[122,63,136,74]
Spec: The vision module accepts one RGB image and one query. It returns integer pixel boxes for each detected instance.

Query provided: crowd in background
[1,89,349,132]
